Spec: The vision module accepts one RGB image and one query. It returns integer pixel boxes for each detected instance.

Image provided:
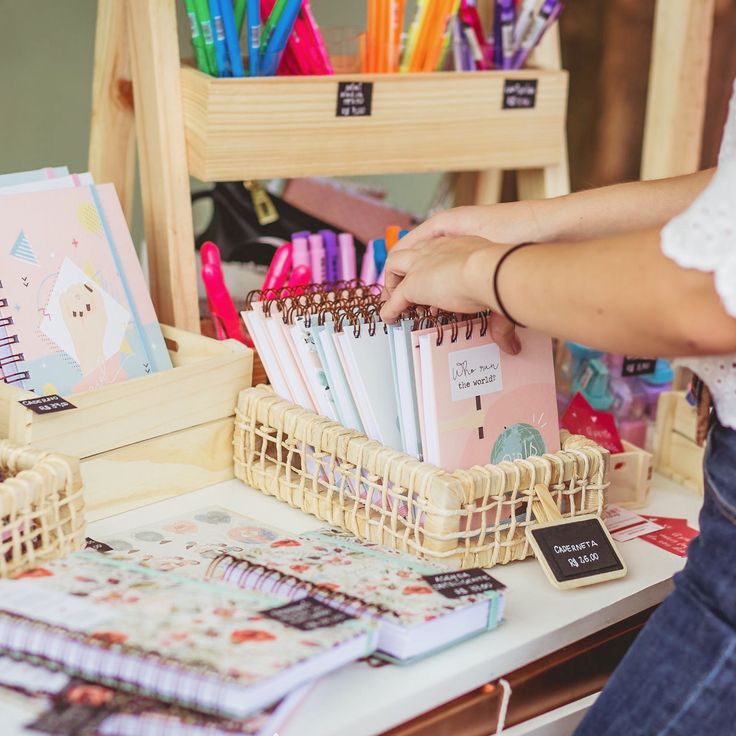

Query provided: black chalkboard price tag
[502,79,538,109]
[423,568,506,599]
[526,515,627,590]
[264,596,355,631]
[622,356,657,377]
[336,81,373,117]
[19,394,76,415]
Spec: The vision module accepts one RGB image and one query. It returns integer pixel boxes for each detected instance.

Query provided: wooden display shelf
[0,326,253,518]
[181,67,569,181]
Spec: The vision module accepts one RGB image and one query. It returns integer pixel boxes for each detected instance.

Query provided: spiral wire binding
[0,281,29,385]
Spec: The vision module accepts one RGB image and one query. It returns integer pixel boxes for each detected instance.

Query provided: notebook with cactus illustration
[93,506,506,663]
[0,182,171,394]
[0,551,375,720]
[415,319,560,471]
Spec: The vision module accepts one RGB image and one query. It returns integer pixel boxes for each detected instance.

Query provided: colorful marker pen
[373,238,388,276]
[338,233,356,281]
[386,225,401,250]
[360,240,377,284]
[262,241,293,296]
[292,234,310,270]
[513,0,560,69]
[308,233,327,283]
[319,229,339,282]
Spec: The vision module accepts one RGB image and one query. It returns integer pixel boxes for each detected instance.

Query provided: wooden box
[180,67,569,181]
[0,326,253,520]
[653,391,704,494]
[607,441,653,509]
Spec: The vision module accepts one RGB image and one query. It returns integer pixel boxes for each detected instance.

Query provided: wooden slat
[181,68,569,181]
[127,0,200,332]
[641,0,715,179]
[88,0,136,224]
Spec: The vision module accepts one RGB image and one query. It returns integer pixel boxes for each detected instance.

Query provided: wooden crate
[653,391,704,494]
[607,441,653,509]
[180,67,569,181]
[0,326,253,520]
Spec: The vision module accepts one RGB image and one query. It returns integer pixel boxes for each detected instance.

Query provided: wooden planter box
[653,391,704,494]
[0,326,253,520]
[180,67,569,181]
[607,441,653,509]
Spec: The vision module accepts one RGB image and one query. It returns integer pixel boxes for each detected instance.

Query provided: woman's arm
[395,169,715,250]
[380,228,736,358]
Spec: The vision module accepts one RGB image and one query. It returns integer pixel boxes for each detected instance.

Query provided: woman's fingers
[489,312,521,355]
[381,248,418,301]
[380,280,413,323]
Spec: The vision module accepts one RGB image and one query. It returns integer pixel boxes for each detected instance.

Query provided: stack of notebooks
[243,282,560,471]
[0,506,505,731]
[0,166,171,396]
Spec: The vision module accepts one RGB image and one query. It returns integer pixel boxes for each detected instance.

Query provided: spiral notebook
[0,551,375,719]
[0,180,171,395]
[92,506,506,664]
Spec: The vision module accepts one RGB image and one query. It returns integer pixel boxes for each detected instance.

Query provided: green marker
[193,0,218,75]
[185,0,212,73]
[259,0,288,55]
[234,0,247,36]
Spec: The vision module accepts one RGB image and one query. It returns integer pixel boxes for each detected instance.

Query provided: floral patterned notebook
[0,552,375,719]
[93,507,505,662]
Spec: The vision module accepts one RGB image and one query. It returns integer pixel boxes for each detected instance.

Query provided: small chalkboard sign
[336,81,373,117]
[502,79,538,109]
[423,568,505,599]
[19,394,76,415]
[264,596,354,631]
[526,515,627,590]
[622,357,657,377]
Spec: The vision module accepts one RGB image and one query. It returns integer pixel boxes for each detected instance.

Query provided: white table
[1,474,700,735]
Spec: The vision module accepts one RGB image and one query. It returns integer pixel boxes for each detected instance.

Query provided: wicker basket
[0,441,86,578]
[233,386,609,569]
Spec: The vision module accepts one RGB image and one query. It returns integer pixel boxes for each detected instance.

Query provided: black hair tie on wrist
[492,242,531,328]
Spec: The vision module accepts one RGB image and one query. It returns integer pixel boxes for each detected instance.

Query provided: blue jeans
[575,420,736,735]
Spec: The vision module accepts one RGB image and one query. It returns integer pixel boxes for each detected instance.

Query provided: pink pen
[292,234,310,269]
[262,242,293,297]
[360,240,378,284]
[200,242,253,347]
[288,264,312,288]
[308,233,327,283]
[338,233,356,281]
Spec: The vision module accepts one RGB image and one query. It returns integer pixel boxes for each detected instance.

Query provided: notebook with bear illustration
[416,319,560,471]
[0,183,171,394]
[0,551,375,719]
[92,506,505,663]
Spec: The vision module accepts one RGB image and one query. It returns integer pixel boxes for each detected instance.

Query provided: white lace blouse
[661,79,736,428]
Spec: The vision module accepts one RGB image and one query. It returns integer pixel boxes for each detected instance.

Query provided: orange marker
[367,0,379,72]
[386,225,401,250]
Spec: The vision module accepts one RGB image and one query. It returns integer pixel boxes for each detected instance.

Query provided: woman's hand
[379,235,523,355]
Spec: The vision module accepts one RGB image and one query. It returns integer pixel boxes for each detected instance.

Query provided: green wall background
[0,1,439,244]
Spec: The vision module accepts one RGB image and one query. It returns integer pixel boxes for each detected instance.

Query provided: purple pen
[338,233,357,281]
[498,0,516,70]
[513,0,561,69]
[308,233,327,284]
[292,234,310,270]
[360,240,377,284]
[319,229,339,283]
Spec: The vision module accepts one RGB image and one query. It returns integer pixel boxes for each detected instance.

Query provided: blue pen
[373,238,388,276]
[260,0,302,76]
[247,0,261,75]
[209,0,231,77]
[219,0,245,76]
[319,230,339,282]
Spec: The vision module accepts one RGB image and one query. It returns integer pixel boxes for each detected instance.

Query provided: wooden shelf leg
[454,170,504,207]
[88,0,136,225]
[127,0,200,333]
[516,134,570,201]
[641,0,715,180]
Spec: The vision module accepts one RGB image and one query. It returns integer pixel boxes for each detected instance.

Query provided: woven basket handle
[530,483,563,524]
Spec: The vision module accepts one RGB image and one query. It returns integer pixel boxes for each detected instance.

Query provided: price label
[19,394,76,415]
[526,515,627,590]
[622,357,657,377]
[336,81,373,117]
[502,79,538,109]
[423,568,506,599]
[264,596,354,631]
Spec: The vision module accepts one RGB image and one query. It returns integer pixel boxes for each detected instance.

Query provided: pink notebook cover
[0,184,171,395]
[416,320,560,471]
